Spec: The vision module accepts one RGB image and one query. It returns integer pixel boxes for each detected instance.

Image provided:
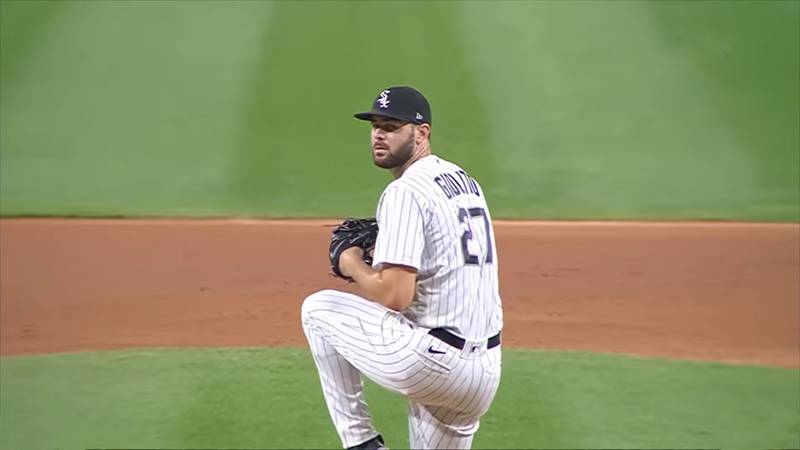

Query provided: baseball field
[1,1,799,449]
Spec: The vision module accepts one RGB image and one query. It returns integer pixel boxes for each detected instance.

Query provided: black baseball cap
[354,86,432,125]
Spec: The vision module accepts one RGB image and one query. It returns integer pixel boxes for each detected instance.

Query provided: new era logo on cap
[354,86,432,125]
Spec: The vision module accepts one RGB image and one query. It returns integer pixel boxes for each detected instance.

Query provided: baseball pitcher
[301,86,503,450]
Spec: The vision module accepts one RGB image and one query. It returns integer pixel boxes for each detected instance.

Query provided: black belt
[428,328,501,350]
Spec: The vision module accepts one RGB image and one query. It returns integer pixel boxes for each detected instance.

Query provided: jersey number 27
[458,207,494,265]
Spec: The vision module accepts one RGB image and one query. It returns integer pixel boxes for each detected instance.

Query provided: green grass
[1,0,798,221]
[1,347,798,450]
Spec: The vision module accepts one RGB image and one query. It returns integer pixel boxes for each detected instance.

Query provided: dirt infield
[1,219,798,368]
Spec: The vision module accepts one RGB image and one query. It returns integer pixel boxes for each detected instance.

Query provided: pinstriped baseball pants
[301,289,502,449]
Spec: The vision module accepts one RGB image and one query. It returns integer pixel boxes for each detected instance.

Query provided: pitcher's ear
[416,123,431,144]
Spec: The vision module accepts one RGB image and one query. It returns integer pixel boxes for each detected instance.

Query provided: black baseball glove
[329,217,379,282]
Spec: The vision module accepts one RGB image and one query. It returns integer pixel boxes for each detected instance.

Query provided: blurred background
[1,0,798,221]
[2,3,799,450]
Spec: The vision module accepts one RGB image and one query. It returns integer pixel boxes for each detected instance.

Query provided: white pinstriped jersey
[371,154,503,341]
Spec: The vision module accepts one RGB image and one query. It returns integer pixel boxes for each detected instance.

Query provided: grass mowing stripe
[227,0,494,218]
[0,1,273,216]
[461,1,750,219]
[0,349,193,449]
[460,1,799,221]
[170,348,340,448]
[522,350,800,449]
[1,1,796,221]
[1,348,797,450]
[647,0,800,221]
[0,1,61,88]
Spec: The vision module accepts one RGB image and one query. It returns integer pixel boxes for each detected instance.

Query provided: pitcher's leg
[303,320,378,448]
[301,289,413,448]
[405,346,503,449]
[407,401,478,449]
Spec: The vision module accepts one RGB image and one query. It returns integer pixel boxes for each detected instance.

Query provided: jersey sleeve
[372,184,426,271]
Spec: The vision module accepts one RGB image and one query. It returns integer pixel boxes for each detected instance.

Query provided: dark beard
[374,133,415,169]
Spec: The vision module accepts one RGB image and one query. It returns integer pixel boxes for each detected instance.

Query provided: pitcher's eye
[373,123,397,132]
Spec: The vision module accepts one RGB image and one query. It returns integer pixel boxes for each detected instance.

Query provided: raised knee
[301,289,340,322]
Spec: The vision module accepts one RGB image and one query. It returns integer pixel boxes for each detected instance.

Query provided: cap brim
[354,110,412,122]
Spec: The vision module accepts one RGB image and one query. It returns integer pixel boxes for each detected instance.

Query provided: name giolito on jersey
[434,169,481,199]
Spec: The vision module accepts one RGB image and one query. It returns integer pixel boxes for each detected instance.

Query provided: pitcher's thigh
[301,289,426,394]
[301,289,391,329]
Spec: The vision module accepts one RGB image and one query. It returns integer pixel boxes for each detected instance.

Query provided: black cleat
[347,434,388,450]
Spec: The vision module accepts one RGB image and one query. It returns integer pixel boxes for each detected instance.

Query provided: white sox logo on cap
[377,90,390,109]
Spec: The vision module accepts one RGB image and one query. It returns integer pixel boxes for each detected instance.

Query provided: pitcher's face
[370,117,416,169]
